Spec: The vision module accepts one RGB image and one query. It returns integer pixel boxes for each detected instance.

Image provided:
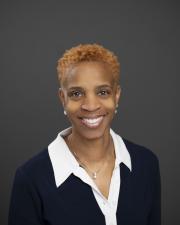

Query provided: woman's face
[59,61,121,140]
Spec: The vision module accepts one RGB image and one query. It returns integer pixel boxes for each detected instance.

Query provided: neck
[66,128,114,164]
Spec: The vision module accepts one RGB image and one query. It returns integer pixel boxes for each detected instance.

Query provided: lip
[79,115,105,129]
[79,115,104,119]
[78,113,107,119]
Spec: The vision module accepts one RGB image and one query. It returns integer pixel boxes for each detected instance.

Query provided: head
[57,44,121,139]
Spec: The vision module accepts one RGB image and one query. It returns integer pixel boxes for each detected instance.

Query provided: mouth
[80,115,105,128]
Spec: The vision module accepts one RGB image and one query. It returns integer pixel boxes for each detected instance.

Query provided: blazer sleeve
[8,167,43,225]
[148,157,161,225]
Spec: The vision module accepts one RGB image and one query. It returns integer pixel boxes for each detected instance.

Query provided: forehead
[63,61,115,89]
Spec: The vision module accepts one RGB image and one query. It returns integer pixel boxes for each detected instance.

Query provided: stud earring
[64,110,67,116]
[115,104,118,114]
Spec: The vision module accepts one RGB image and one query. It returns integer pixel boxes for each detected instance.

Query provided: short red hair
[57,43,120,86]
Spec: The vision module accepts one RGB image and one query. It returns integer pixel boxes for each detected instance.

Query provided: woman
[8,44,161,225]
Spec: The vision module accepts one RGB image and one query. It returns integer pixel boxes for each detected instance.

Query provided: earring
[64,110,67,116]
[115,104,118,114]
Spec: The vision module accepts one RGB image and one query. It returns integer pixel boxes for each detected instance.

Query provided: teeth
[83,117,102,124]
[82,116,103,127]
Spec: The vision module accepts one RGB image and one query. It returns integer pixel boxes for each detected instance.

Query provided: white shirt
[48,127,132,225]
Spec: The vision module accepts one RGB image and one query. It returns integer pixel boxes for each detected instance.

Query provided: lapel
[116,153,150,225]
[117,163,133,217]
[56,163,133,225]
[57,174,105,225]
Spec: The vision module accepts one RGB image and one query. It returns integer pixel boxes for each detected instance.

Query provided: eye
[98,89,111,96]
[68,90,84,99]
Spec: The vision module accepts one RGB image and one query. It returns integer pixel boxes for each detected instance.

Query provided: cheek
[101,99,116,111]
[65,101,81,114]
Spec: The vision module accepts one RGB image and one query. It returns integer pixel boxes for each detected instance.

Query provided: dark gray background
[0,0,179,225]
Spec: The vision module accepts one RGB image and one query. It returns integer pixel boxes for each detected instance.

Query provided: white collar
[48,127,132,188]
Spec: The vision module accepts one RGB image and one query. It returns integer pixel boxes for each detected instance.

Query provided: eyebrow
[96,85,113,89]
[68,86,84,91]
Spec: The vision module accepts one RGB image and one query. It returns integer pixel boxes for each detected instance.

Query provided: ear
[115,85,121,105]
[58,88,66,107]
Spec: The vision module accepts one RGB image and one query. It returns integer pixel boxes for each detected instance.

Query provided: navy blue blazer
[8,138,161,225]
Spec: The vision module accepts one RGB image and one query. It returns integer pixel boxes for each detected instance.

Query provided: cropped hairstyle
[57,43,120,86]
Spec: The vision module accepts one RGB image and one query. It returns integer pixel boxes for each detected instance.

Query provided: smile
[81,116,104,128]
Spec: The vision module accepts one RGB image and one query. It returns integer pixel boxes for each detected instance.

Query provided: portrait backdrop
[0,0,179,225]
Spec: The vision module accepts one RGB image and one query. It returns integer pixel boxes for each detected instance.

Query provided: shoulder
[122,138,160,173]
[122,138,159,162]
[14,149,54,187]
[19,148,50,173]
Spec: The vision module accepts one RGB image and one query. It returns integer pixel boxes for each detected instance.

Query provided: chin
[74,123,111,140]
[80,129,106,140]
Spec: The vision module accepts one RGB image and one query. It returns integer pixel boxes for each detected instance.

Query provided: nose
[81,94,101,112]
